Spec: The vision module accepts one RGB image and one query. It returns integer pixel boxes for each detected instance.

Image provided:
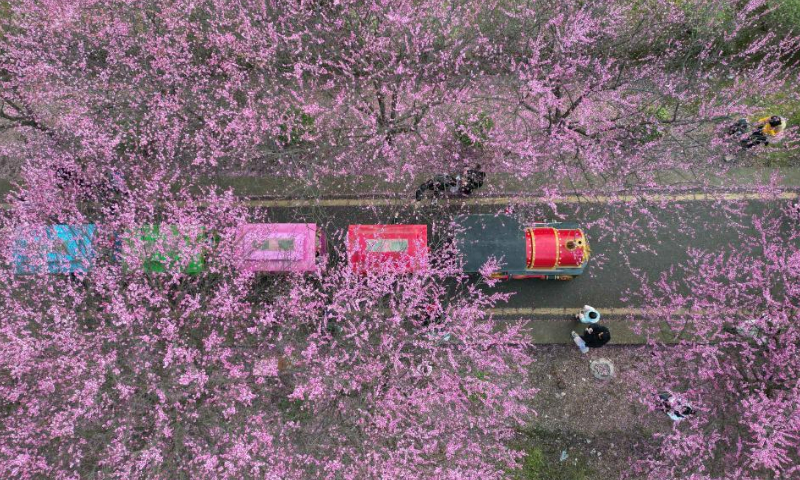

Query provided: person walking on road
[575,305,600,324]
[571,324,611,353]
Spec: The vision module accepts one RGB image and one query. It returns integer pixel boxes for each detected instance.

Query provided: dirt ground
[513,345,674,480]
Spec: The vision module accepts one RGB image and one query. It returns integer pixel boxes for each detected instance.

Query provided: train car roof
[13,224,97,274]
[348,224,428,274]
[454,215,527,273]
[234,223,318,273]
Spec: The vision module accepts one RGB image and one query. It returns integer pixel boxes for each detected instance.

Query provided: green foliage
[766,0,800,35]
[639,125,663,143]
[623,0,800,64]
[514,446,592,480]
[722,0,800,59]
[326,321,343,336]
[757,93,800,129]
[654,106,672,122]
[743,90,800,165]
[276,397,313,423]
[511,425,595,480]
[0,1,10,21]
[278,108,315,147]
[454,112,494,148]
[632,118,664,144]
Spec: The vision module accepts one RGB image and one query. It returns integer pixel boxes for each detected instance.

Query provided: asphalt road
[3,190,790,343]
[256,196,784,315]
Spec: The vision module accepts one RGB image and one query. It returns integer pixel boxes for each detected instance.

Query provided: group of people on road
[415,164,485,201]
[724,115,789,162]
[727,115,787,150]
[413,114,788,199]
[569,304,697,423]
[570,305,610,353]
[54,165,129,208]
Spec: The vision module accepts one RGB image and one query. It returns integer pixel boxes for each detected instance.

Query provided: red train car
[347,224,428,274]
[455,215,590,280]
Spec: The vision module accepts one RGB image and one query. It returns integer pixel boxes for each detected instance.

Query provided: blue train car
[13,224,97,274]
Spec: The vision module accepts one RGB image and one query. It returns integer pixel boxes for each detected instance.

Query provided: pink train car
[234,223,327,273]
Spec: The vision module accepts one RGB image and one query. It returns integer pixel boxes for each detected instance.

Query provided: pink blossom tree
[1,0,800,478]
[625,201,800,479]
[0,170,534,478]
[1,0,797,189]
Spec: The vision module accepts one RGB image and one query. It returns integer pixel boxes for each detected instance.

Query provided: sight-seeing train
[11,215,590,280]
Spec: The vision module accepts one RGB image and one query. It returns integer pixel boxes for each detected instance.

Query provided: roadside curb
[509,319,681,345]
[3,167,800,201]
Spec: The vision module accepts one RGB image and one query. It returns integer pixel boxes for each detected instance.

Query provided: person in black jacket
[459,164,485,195]
[55,165,129,209]
[415,174,458,201]
[581,324,610,349]
[415,164,485,200]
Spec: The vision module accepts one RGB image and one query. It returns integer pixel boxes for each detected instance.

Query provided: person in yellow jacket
[755,115,787,137]
[728,115,787,149]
